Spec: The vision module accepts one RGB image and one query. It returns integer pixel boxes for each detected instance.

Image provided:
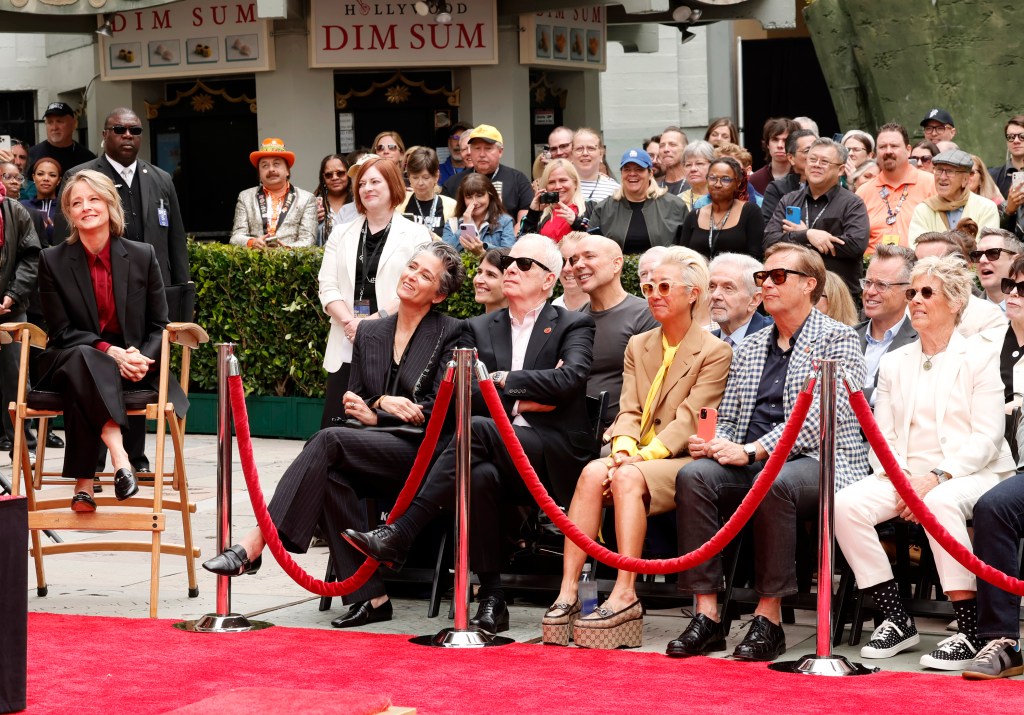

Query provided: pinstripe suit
[267,311,462,604]
[676,308,869,597]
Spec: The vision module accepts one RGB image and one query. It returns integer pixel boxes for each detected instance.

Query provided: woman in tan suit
[543,246,732,648]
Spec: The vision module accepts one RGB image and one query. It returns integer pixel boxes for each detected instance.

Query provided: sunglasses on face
[1006,132,1024,143]
[906,286,938,300]
[376,144,398,152]
[323,170,346,179]
[752,268,808,287]
[969,247,1016,262]
[1001,278,1024,297]
[498,255,552,273]
[106,125,143,135]
[909,156,932,166]
[640,280,691,298]
[450,134,462,142]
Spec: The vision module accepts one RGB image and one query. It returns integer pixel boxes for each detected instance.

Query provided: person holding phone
[518,158,591,242]
[542,246,731,649]
[440,173,514,257]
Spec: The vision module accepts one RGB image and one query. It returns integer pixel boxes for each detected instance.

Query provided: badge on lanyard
[157,198,169,227]
[354,300,372,316]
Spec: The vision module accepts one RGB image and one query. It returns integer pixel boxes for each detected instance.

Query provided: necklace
[707,204,732,254]
[921,343,947,371]
[880,184,910,225]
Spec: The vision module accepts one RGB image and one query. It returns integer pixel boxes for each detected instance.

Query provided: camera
[539,191,560,204]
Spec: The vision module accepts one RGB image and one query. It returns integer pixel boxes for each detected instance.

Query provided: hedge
[186,242,643,398]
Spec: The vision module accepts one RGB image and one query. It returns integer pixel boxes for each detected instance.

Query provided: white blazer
[318,211,431,371]
[957,294,1007,339]
[871,331,1015,480]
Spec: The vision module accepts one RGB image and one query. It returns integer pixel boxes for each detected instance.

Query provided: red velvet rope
[477,378,815,575]
[849,388,1024,596]
[228,373,454,597]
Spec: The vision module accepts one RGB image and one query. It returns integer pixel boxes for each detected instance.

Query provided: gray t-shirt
[582,294,659,425]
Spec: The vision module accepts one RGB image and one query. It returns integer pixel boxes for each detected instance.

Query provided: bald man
[573,233,658,427]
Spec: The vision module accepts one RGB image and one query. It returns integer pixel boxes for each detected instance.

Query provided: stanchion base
[174,613,274,633]
[410,628,515,648]
[768,654,877,676]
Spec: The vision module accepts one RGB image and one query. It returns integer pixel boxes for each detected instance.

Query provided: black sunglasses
[499,255,552,273]
[969,247,1016,262]
[106,125,143,136]
[906,286,938,300]
[1001,278,1024,297]
[322,170,346,179]
[752,268,808,287]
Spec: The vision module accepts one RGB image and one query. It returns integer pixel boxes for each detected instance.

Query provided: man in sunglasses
[671,243,867,661]
[972,228,1024,308]
[344,234,597,634]
[26,102,95,185]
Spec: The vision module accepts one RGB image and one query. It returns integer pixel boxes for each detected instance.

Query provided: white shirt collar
[105,155,138,180]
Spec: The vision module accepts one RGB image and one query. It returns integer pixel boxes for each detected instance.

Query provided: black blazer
[59,156,190,288]
[36,236,187,416]
[348,311,463,427]
[462,303,597,505]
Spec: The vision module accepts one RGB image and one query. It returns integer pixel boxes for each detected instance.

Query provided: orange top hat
[250,137,296,168]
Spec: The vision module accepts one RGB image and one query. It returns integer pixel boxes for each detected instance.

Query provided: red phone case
[697,408,717,441]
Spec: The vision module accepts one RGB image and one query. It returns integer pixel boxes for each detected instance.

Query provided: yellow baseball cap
[468,124,503,145]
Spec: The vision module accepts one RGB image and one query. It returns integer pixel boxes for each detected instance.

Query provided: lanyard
[357,218,391,301]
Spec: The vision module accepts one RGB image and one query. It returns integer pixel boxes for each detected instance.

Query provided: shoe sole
[920,654,973,671]
[340,533,404,571]
[573,617,643,649]
[861,633,920,659]
[71,501,96,513]
[542,613,580,646]
[962,665,1024,680]
[732,644,786,662]
[666,638,727,658]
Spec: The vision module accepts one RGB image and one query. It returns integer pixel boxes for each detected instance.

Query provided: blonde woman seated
[542,246,732,648]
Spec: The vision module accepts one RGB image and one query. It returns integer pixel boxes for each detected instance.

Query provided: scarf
[923,186,970,229]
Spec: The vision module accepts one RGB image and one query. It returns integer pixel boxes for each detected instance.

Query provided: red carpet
[23,613,1022,714]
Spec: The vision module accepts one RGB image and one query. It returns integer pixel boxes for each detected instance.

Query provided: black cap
[920,108,954,127]
[43,102,75,118]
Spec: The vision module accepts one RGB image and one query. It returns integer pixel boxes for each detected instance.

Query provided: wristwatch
[931,468,951,484]
[491,371,506,388]
[743,443,757,465]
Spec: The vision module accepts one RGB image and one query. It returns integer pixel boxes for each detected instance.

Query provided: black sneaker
[920,633,979,671]
[860,618,920,659]
[962,638,1024,680]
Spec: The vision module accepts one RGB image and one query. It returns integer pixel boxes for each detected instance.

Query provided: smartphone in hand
[459,222,478,238]
[785,206,802,224]
[697,407,717,441]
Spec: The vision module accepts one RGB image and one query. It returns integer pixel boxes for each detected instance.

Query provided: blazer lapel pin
[544,327,552,334]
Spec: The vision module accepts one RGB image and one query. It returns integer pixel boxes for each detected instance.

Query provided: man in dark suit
[708,252,772,346]
[344,234,597,633]
[855,243,918,403]
[61,108,190,473]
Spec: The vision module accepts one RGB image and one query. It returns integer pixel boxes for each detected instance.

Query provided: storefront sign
[98,0,274,81]
[309,0,497,68]
[520,6,606,71]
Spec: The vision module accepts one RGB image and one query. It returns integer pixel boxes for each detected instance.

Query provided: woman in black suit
[204,241,465,628]
[37,169,186,512]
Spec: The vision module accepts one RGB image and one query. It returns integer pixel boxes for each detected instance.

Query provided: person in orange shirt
[857,123,936,255]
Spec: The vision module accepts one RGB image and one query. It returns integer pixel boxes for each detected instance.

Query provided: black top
[27,141,95,176]
[1000,326,1022,403]
[660,179,687,196]
[623,200,649,254]
[677,200,765,259]
[744,325,802,443]
[404,196,445,238]
[354,224,389,312]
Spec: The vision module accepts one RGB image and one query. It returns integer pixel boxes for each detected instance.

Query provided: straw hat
[250,137,295,168]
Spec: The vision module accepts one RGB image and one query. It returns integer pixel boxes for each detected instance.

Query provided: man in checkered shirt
[665,243,868,662]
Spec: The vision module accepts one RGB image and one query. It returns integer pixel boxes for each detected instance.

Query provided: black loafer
[202,544,263,577]
[470,595,510,634]
[667,613,727,657]
[732,615,786,662]
[342,525,410,570]
[71,491,97,513]
[93,477,103,493]
[114,468,139,501]
[331,599,393,628]
[46,431,65,449]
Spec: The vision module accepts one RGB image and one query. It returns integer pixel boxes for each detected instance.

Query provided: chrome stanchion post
[178,343,271,633]
[770,359,872,675]
[413,348,512,648]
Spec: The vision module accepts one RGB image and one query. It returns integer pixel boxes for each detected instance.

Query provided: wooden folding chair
[2,321,209,618]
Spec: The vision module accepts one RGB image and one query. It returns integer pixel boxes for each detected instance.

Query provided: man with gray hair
[970,227,1024,308]
[707,253,771,346]
[638,245,670,283]
[765,136,870,301]
[344,234,597,635]
[441,124,533,222]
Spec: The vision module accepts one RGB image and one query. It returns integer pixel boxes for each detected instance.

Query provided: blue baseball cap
[619,148,653,169]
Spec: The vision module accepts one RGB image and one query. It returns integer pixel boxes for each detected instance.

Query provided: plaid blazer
[716,308,869,489]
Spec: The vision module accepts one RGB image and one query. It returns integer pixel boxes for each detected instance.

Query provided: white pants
[834,472,1000,593]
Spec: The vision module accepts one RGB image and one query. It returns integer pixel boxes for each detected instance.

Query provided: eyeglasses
[909,156,933,166]
[922,124,949,135]
[969,247,1016,262]
[753,268,808,287]
[1006,132,1024,143]
[807,157,843,168]
[906,286,938,300]
[933,166,968,177]
[498,255,552,273]
[550,142,572,154]
[2,173,25,184]
[573,145,600,155]
[706,175,736,186]
[450,134,462,142]
[795,147,813,156]
[1001,278,1024,297]
[376,144,398,152]
[105,125,143,135]
[859,278,910,292]
[322,170,346,179]
[640,280,691,298]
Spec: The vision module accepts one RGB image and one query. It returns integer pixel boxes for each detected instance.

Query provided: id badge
[882,234,900,246]
[157,199,169,227]
[354,300,372,317]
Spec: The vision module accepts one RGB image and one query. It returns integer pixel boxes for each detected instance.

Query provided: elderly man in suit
[230,137,317,248]
[707,252,771,347]
[667,243,868,661]
[344,234,598,634]
[835,255,1015,671]
[856,243,918,403]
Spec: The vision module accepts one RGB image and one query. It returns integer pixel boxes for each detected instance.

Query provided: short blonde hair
[60,169,125,244]
[910,255,972,324]
[654,246,710,316]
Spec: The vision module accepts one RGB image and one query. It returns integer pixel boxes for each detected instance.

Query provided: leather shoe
[71,491,97,513]
[0,437,11,452]
[342,524,410,570]
[114,468,139,501]
[470,595,510,634]
[46,431,65,449]
[202,544,263,577]
[331,599,393,628]
[732,615,786,661]
[93,477,103,493]
[667,613,727,657]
